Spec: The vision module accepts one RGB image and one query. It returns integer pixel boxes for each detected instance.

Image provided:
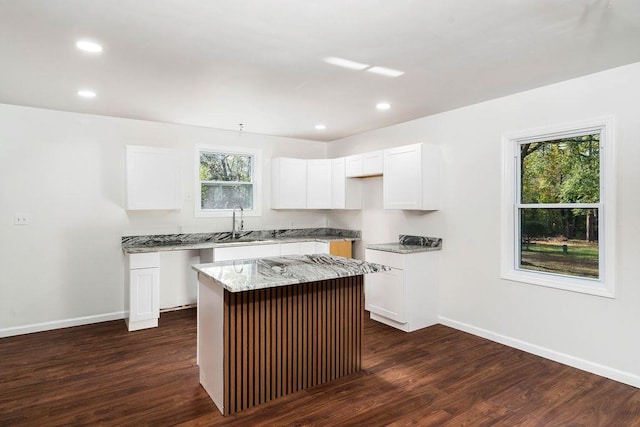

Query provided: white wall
[327,62,640,386]
[0,105,327,333]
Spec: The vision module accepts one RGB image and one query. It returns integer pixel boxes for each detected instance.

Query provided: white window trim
[195,145,263,217]
[500,116,616,298]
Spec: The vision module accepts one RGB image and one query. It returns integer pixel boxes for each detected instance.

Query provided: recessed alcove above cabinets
[271,143,440,211]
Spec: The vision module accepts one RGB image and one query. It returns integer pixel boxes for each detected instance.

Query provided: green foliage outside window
[199,152,254,210]
[519,133,600,278]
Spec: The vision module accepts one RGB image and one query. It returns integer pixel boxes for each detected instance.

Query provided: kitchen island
[192,254,388,415]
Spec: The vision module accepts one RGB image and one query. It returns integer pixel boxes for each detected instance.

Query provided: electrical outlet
[14,214,30,225]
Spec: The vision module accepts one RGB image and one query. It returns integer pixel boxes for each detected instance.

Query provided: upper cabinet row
[272,157,362,209]
[272,143,440,211]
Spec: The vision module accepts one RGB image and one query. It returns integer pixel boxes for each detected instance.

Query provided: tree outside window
[199,151,254,210]
[518,133,600,279]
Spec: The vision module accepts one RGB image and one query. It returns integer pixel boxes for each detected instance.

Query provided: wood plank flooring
[1,308,638,426]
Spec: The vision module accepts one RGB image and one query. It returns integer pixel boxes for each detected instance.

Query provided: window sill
[501,269,615,298]
[195,208,262,218]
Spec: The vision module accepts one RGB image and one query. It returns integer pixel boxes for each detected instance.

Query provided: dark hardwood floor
[1,308,638,426]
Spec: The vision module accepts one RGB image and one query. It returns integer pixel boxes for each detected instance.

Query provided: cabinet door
[125,146,181,210]
[362,150,383,176]
[329,241,352,258]
[383,144,422,209]
[315,241,330,254]
[279,242,301,256]
[365,268,405,323]
[129,267,160,322]
[331,158,362,209]
[307,159,331,209]
[331,158,346,208]
[299,241,318,255]
[345,154,363,177]
[272,158,307,209]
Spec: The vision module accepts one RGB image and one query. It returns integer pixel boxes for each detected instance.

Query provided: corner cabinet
[307,159,332,209]
[331,158,362,209]
[364,248,439,332]
[383,143,441,210]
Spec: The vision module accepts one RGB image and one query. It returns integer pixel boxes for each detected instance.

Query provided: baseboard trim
[439,316,640,389]
[0,311,125,338]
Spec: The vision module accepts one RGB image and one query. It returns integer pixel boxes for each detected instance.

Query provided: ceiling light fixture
[323,57,369,71]
[315,124,327,130]
[77,90,97,98]
[376,102,391,110]
[367,66,404,77]
[76,40,103,53]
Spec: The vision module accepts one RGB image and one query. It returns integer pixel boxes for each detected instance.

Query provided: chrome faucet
[232,205,243,239]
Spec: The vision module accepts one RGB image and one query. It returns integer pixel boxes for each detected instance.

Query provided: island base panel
[222,275,363,415]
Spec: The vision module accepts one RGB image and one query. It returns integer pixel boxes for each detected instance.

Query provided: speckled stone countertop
[122,228,360,254]
[192,253,388,292]
[366,234,442,254]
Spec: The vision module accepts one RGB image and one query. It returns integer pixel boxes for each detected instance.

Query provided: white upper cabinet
[345,150,383,177]
[331,158,361,209]
[362,150,383,176]
[383,143,440,210]
[125,145,181,210]
[345,154,363,177]
[306,159,332,209]
[272,158,307,209]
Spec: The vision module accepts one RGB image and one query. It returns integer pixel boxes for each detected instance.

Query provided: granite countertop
[122,228,360,254]
[192,253,389,292]
[365,234,443,254]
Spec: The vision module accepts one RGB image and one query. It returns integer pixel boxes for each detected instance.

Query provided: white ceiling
[0,0,639,142]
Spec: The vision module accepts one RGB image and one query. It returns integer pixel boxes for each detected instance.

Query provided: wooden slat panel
[222,276,364,414]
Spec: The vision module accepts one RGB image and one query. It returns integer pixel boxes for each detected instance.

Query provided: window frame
[195,145,262,217]
[500,116,616,298]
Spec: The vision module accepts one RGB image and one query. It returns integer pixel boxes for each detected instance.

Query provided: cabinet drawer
[128,252,160,269]
[214,244,281,261]
[279,242,301,256]
[365,249,404,269]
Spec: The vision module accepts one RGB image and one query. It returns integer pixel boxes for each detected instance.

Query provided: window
[501,117,615,297]
[195,146,262,217]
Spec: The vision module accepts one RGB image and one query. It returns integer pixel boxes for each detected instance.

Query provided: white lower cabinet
[214,244,281,261]
[364,248,439,332]
[202,241,331,264]
[125,252,160,331]
[279,242,302,256]
[365,267,405,323]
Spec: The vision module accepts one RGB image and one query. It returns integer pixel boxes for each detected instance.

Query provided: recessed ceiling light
[76,40,103,53]
[367,66,404,77]
[323,57,369,71]
[315,124,327,130]
[77,90,97,98]
[376,102,391,110]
